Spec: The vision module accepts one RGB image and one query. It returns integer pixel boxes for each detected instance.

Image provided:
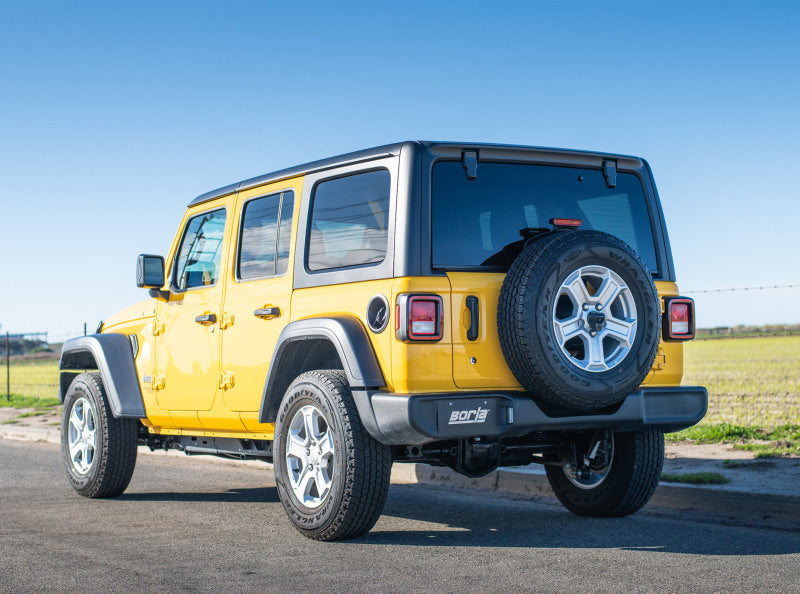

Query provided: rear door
[219,180,300,426]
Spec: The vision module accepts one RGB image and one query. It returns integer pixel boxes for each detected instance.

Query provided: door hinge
[151,373,166,391]
[651,348,667,371]
[219,371,235,390]
[152,319,166,336]
[220,312,235,330]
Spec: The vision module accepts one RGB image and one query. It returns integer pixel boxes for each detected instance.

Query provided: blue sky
[1,0,798,340]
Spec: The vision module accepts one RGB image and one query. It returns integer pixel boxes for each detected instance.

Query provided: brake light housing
[396,294,444,341]
[663,297,695,340]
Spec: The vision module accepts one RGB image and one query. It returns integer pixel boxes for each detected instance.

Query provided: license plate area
[437,397,502,437]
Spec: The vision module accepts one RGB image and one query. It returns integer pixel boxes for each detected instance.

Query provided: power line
[685,283,800,294]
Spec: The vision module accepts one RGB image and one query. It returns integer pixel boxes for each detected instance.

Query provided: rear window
[307,170,390,271]
[431,161,658,273]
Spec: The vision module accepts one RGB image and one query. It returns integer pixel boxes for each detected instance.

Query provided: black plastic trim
[136,254,164,288]
[356,386,708,445]
[59,334,146,418]
[258,317,385,423]
[466,295,479,341]
[643,158,676,281]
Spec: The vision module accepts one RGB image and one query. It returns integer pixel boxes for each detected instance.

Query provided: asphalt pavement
[4,409,800,532]
[2,439,800,593]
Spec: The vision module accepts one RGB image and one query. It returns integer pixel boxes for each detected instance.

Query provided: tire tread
[276,370,391,541]
[61,372,138,499]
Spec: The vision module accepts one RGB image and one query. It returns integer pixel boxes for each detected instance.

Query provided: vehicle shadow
[120,486,280,504]
[354,483,800,555]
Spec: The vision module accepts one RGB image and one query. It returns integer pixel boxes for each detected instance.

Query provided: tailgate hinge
[651,348,666,371]
[462,150,478,180]
[602,159,617,188]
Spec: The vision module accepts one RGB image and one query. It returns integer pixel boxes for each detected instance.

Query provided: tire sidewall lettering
[498,231,661,410]
[275,380,346,531]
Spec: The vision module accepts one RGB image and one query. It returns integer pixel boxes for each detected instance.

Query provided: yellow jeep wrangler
[59,141,706,540]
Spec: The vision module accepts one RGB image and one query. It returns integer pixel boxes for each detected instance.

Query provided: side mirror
[136,254,165,288]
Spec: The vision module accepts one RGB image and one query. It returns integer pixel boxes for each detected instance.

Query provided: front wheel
[273,370,392,541]
[545,429,664,517]
[60,372,138,498]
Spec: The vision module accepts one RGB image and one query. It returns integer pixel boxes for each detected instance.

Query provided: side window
[238,190,295,281]
[173,208,227,290]
[307,170,390,271]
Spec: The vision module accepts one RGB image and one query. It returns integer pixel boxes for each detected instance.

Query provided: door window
[237,191,295,281]
[173,208,227,290]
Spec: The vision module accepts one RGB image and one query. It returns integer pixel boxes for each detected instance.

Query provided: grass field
[1,358,60,403]
[682,335,800,428]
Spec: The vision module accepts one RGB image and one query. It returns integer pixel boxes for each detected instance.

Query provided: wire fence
[2,330,80,402]
[684,282,800,295]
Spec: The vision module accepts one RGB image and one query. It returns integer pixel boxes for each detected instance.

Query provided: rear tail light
[663,297,695,340]
[396,294,444,341]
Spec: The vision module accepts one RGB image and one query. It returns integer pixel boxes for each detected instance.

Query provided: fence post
[84,323,87,336]
[5,332,9,402]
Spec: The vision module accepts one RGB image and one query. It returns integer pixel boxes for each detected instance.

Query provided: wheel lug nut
[582,304,589,311]
[590,331,596,337]
[595,304,602,310]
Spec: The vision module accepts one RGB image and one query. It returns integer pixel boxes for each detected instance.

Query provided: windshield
[431,161,658,274]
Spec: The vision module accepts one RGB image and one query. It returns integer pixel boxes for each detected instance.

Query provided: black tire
[498,230,660,410]
[545,430,664,517]
[60,372,138,498]
[273,370,392,541]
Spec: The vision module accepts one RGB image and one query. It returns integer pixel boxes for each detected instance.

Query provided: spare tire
[498,230,660,411]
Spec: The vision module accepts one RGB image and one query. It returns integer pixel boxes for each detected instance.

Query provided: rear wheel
[60,372,138,498]
[545,429,664,517]
[273,370,392,541]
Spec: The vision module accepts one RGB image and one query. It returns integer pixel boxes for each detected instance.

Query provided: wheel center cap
[586,311,606,332]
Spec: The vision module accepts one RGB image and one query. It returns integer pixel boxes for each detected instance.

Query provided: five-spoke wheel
[67,396,97,475]
[553,265,637,373]
[285,404,336,508]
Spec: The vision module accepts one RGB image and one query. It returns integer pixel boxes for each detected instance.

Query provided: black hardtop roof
[188,140,642,207]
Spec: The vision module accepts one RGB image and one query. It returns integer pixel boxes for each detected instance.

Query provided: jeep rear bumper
[352,386,707,445]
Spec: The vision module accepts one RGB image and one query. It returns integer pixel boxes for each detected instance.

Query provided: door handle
[466,295,479,341]
[195,313,217,325]
[254,307,280,320]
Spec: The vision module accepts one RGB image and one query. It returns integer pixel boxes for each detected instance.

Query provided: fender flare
[59,334,146,419]
[258,317,385,423]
